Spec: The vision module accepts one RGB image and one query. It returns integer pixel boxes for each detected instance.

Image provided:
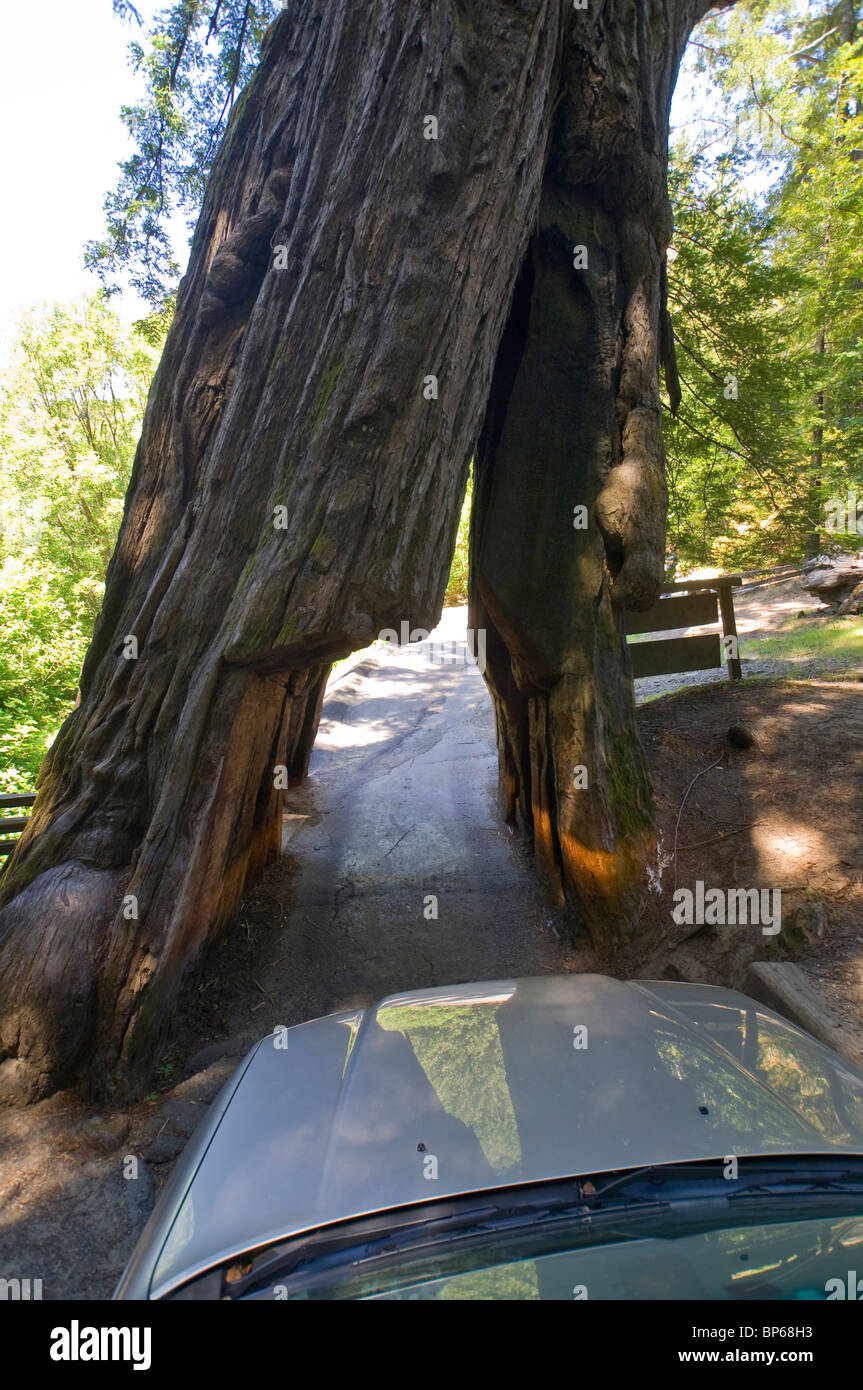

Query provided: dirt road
[215,606,569,1054]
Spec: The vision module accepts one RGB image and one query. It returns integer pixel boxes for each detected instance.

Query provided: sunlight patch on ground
[315,721,395,750]
[751,817,832,875]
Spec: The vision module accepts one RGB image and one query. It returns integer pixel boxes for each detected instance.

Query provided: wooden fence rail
[625,575,742,682]
[0,792,36,858]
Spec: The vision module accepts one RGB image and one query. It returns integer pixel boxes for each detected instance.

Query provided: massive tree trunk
[0,0,720,1105]
[470,0,699,940]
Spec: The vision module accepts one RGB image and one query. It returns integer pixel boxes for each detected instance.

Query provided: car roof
[122,974,863,1298]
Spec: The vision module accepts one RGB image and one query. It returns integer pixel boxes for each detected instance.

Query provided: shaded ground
[620,674,863,1067]
[1,590,860,1300]
[0,1058,235,1300]
[171,607,572,1065]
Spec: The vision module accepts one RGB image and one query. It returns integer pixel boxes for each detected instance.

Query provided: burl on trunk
[0,0,714,1104]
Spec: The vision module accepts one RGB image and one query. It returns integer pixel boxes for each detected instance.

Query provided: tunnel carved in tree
[0,0,718,1105]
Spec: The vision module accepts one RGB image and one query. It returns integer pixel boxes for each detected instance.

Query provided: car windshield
[311,1214,863,1301]
[170,1157,863,1301]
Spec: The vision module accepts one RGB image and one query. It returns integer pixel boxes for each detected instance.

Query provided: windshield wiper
[204,1186,671,1300]
[581,1157,863,1206]
[169,1157,863,1300]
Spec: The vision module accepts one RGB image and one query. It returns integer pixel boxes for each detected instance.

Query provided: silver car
[115,974,863,1300]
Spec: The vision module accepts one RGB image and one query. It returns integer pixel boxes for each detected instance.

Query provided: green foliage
[92,0,278,306]
[665,149,811,567]
[666,0,863,569]
[0,294,162,792]
[444,467,472,607]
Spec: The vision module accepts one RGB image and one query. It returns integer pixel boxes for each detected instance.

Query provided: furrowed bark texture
[0,0,564,1102]
[469,0,712,940]
[0,0,723,1103]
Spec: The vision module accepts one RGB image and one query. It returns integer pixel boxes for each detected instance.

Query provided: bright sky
[0,1,725,358]
[0,0,166,352]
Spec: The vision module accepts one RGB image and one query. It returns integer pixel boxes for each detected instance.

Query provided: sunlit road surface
[226,585,802,1043]
[225,607,566,1040]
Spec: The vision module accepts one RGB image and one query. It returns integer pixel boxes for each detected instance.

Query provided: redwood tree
[0,0,722,1105]
[471,0,693,936]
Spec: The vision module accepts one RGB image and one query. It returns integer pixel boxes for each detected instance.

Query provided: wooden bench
[625,575,742,682]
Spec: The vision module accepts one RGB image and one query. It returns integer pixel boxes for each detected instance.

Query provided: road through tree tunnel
[0,0,728,1105]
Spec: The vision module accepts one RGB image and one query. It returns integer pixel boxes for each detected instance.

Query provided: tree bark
[0,0,723,1104]
[470,0,705,941]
